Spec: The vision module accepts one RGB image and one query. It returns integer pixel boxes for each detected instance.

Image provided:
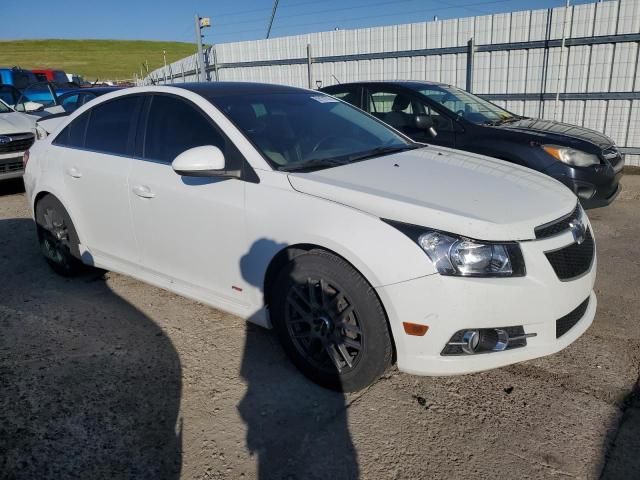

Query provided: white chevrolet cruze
[23,83,597,391]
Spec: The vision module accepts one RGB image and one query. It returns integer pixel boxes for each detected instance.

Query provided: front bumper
[376,226,597,376]
[544,153,624,210]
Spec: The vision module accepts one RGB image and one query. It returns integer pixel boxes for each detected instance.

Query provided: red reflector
[22,150,30,168]
[403,322,429,336]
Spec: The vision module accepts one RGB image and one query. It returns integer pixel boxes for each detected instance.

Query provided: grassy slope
[0,39,196,81]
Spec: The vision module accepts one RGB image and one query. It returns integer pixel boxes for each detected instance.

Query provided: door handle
[132,184,155,199]
[67,167,82,178]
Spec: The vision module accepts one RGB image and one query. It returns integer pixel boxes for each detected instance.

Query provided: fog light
[461,329,480,354]
[441,326,536,356]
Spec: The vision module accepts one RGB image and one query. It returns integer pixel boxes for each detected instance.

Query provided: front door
[365,86,457,147]
[127,94,248,307]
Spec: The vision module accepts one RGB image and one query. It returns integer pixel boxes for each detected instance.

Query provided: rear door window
[85,96,141,155]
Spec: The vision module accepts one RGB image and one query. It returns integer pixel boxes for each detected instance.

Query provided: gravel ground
[1,176,639,480]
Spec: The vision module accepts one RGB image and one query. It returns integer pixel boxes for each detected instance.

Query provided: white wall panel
[525,48,545,93]
[625,100,640,147]
[563,100,585,125]
[474,15,493,45]
[410,57,426,79]
[593,0,619,36]
[587,44,614,91]
[410,23,427,50]
[441,19,458,47]
[425,56,441,82]
[507,50,527,92]
[473,51,490,93]
[397,24,412,51]
[542,100,563,121]
[549,6,572,40]
[618,0,640,34]
[506,100,524,115]
[492,13,511,44]
[426,21,442,48]
[529,9,549,41]
[458,17,474,46]
[490,51,509,93]
[604,100,630,144]
[455,54,467,89]
[571,3,596,38]
[583,100,607,131]
[510,11,530,42]
[611,43,638,91]
[524,101,540,117]
[565,45,590,92]
[441,54,457,85]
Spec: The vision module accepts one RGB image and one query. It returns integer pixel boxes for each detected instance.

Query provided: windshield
[418,84,517,125]
[0,100,12,114]
[209,92,413,171]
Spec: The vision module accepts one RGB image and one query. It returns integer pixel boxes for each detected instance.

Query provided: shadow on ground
[238,239,360,479]
[600,378,640,479]
[0,218,182,479]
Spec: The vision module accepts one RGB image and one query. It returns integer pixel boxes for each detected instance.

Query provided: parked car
[0,67,38,91]
[0,98,35,181]
[321,81,623,209]
[32,68,70,87]
[23,83,597,391]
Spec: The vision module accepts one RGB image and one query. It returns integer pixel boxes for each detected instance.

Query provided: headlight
[542,144,600,167]
[35,124,48,140]
[384,220,525,277]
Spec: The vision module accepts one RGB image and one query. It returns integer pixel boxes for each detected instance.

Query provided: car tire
[270,249,393,392]
[35,194,86,277]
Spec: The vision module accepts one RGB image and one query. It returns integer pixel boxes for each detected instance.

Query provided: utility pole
[554,0,570,120]
[195,14,211,82]
[163,50,168,84]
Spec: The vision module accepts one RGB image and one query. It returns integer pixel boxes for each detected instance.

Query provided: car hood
[288,146,577,241]
[496,118,613,149]
[0,111,36,134]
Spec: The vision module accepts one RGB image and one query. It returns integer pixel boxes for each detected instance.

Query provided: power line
[266,0,281,38]
[210,0,515,40]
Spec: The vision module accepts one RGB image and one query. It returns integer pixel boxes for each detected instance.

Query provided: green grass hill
[0,39,197,81]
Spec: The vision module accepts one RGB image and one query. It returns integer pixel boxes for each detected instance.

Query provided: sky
[1,0,593,45]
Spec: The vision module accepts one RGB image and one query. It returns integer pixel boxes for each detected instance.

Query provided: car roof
[323,80,450,89]
[174,81,311,97]
[60,87,121,96]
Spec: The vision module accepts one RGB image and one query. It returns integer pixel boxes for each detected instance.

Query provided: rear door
[127,93,248,306]
[53,94,142,266]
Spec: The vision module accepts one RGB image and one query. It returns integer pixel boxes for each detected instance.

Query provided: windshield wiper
[346,144,419,163]
[279,158,347,172]
[486,116,521,126]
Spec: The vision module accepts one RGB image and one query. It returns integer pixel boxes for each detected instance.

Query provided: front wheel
[270,250,393,392]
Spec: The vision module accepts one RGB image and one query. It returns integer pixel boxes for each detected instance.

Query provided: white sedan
[0,99,36,181]
[23,83,597,391]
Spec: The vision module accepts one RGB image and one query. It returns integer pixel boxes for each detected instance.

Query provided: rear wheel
[35,195,86,276]
[270,250,393,392]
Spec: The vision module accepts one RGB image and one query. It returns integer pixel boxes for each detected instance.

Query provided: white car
[23,84,597,391]
[0,99,36,181]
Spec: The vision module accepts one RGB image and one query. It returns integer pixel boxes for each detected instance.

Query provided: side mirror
[172,145,239,178]
[414,114,438,138]
[24,101,45,113]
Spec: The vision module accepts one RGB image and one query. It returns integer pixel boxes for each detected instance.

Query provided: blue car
[0,67,38,91]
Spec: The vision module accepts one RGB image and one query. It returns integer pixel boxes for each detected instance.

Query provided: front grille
[0,158,23,174]
[0,133,35,154]
[535,203,581,239]
[556,297,590,338]
[545,228,595,280]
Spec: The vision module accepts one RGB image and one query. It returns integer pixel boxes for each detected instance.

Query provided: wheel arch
[33,189,85,246]
[263,243,397,362]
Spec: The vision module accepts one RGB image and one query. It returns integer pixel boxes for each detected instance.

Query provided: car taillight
[22,150,30,168]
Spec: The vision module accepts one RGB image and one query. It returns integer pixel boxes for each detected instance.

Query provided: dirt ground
[1,176,639,480]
